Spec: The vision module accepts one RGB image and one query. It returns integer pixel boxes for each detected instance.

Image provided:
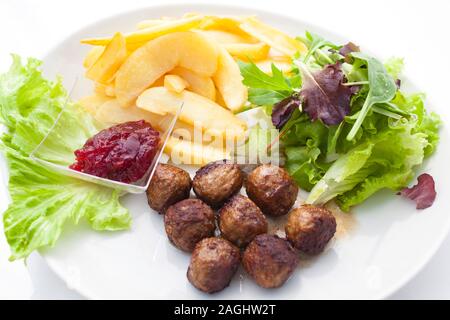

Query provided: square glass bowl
[29,79,182,194]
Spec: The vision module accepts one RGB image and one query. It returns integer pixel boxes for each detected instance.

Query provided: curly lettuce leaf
[384,57,404,79]
[0,56,131,260]
[391,91,441,156]
[306,121,429,210]
[398,173,436,209]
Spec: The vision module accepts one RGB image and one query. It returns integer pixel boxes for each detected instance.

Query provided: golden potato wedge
[94,83,115,97]
[165,136,230,165]
[94,99,166,125]
[152,75,165,87]
[85,32,128,84]
[240,17,307,56]
[212,48,248,112]
[169,67,216,101]
[104,84,115,97]
[224,42,270,61]
[164,74,189,93]
[83,46,105,69]
[81,16,204,46]
[115,31,219,107]
[198,29,255,44]
[215,90,227,108]
[136,87,247,140]
[78,94,112,115]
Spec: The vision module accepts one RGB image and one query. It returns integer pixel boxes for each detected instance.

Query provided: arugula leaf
[239,60,298,106]
[298,31,338,64]
[248,88,290,106]
[239,60,292,92]
[346,52,397,140]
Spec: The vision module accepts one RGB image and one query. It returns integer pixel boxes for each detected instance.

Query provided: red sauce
[70,120,160,183]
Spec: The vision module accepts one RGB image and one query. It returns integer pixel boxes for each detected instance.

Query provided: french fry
[81,16,204,46]
[224,42,270,61]
[164,74,189,93]
[240,17,307,56]
[165,136,230,165]
[199,15,246,35]
[169,67,216,101]
[136,87,247,140]
[78,94,112,115]
[94,99,165,125]
[213,48,248,112]
[85,32,128,84]
[83,46,105,69]
[94,83,115,97]
[198,29,255,44]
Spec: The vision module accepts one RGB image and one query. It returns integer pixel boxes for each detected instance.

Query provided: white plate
[11,4,450,299]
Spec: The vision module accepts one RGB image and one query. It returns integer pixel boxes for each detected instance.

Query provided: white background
[0,0,449,299]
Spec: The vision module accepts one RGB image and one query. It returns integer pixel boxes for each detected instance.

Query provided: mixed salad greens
[0,56,131,260]
[239,32,440,211]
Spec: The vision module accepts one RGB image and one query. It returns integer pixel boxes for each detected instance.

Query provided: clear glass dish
[29,79,182,194]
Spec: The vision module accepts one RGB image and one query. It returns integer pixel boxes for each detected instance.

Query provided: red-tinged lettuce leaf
[271,94,301,129]
[398,173,436,209]
[298,62,356,126]
[339,42,360,60]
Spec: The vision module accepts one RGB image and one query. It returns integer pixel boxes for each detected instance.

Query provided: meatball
[242,234,298,288]
[246,165,298,217]
[218,194,268,247]
[193,160,243,208]
[146,164,192,214]
[187,237,240,293]
[164,199,215,252]
[285,205,336,255]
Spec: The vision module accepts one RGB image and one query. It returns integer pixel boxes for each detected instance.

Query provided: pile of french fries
[79,13,306,164]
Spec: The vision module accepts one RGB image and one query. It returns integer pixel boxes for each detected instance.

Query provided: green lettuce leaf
[391,91,441,156]
[0,55,131,260]
[306,120,429,210]
[384,57,404,79]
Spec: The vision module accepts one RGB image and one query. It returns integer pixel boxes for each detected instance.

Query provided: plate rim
[34,2,450,300]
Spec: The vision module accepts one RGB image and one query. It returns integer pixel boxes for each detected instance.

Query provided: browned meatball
[218,194,268,247]
[146,164,192,214]
[246,165,298,216]
[164,199,215,252]
[187,237,240,293]
[285,205,336,255]
[193,160,243,208]
[242,234,298,288]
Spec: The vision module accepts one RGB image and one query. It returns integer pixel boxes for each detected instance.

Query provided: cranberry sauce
[70,120,160,183]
